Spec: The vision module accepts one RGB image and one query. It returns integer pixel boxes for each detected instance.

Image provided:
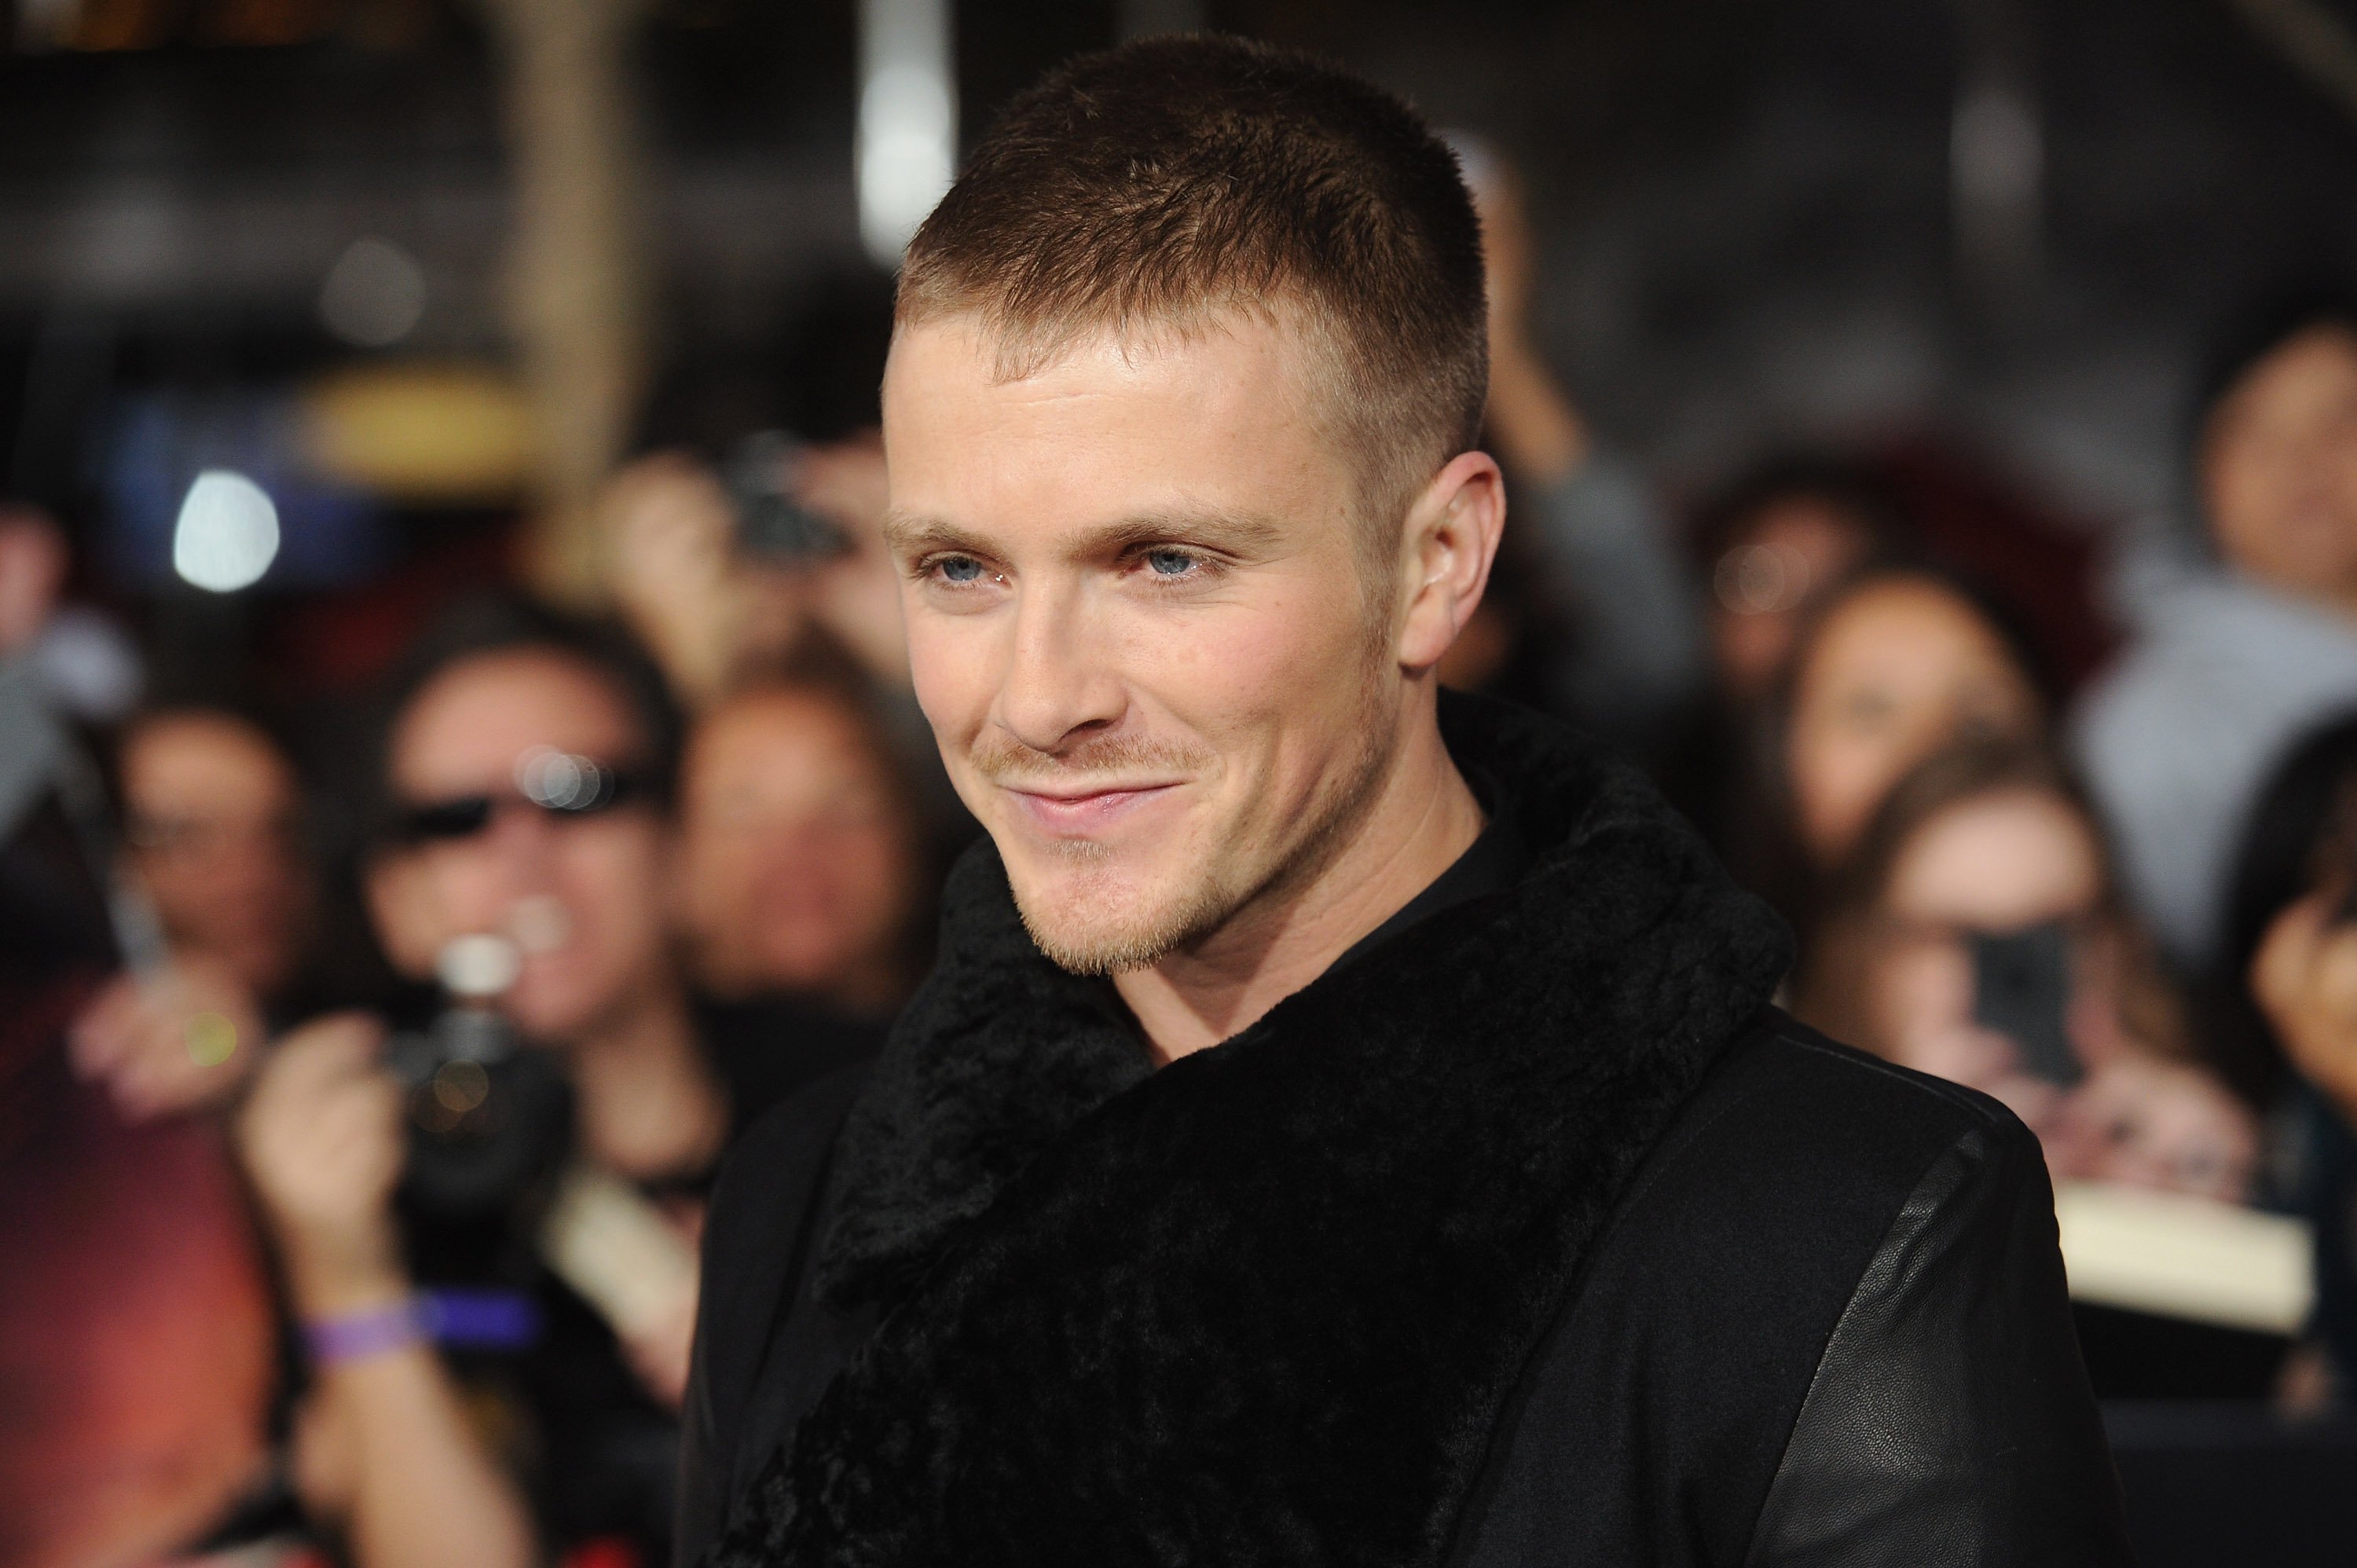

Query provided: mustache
[969,731,1210,786]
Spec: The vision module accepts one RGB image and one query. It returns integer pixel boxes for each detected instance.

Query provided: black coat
[678,693,2133,1566]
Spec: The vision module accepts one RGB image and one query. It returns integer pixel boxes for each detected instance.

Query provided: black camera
[385,936,572,1218]
[722,430,849,562]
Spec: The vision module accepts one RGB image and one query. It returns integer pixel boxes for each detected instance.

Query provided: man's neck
[566,978,728,1181]
[1112,717,1485,1064]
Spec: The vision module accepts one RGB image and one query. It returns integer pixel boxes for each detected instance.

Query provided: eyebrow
[882,506,1287,562]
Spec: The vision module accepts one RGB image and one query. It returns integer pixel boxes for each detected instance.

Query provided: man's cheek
[907,619,995,746]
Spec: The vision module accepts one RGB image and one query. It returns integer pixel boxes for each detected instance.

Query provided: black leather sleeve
[1743,1121,2137,1567]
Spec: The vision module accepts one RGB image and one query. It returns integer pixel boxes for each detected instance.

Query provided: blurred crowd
[13,143,2357,1567]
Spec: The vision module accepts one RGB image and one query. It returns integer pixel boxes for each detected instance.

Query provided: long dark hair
[2213,709,2357,1107]
[1725,556,2055,938]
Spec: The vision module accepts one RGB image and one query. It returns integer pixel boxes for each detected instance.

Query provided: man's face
[2203,323,2357,605]
[882,313,1401,973]
[367,650,673,1043]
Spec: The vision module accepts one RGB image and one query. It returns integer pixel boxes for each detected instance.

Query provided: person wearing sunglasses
[232,595,875,1568]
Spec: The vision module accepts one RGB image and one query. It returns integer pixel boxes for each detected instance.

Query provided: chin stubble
[1001,653,1398,978]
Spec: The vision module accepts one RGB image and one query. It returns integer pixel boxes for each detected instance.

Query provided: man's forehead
[883,303,1329,434]
[882,313,1347,540]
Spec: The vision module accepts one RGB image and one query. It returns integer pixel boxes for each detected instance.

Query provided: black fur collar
[713,691,1791,1566]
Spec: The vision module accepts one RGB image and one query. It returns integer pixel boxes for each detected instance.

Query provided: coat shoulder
[1455,1013,2052,1568]
[1686,1010,2033,1167]
[1585,1011,2049,1354]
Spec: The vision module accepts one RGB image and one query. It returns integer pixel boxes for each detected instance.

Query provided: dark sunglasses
[390,754,646,845]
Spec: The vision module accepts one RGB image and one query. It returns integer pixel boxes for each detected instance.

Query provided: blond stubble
[991,645,1399,976]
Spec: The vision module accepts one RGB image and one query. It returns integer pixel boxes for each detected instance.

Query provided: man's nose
[994,578,1126,755]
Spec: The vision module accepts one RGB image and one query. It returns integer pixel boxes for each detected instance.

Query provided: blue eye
[1144,548,1197,577]
[938,556,984,584]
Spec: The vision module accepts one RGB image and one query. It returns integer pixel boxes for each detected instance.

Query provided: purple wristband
[303,1297,427,1366]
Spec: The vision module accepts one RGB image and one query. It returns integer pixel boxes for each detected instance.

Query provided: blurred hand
[605,440,912,700]
[69,956,266,1122]
[602,452,750,705]
[1464,152,1586,482]
[2252,888,2357,1123]
[618,1287,698,1411]
[236,1014,409,1313]
[1468,159,1537,365]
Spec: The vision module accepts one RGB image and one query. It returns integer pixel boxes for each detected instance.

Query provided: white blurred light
[171,470,280,592]
[438,933,522,999]
[319,236,427,348]
[858,0,956,267]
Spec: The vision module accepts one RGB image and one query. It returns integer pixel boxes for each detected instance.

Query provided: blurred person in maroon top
[0,511,278,1568]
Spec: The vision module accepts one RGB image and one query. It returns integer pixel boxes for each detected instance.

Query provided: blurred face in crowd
[675,687,917,1010]
[122,712,313,998]
[1870,786,2105,1084]
[2202,322,2357,609]
[1710,495,1875,702]
[882,310,1472,974]
[1858,784,2256,1198]
[1783,577,2041,863]
[367,649,674,1044]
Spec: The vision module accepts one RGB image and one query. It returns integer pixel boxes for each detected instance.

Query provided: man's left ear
[1396,449,1506,672]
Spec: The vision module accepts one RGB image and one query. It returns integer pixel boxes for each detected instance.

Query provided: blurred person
[1689,456,1901,704]
[236,597,874,1568]
[1457,135,1705,748]
[1730,561,2049,925]
[2227,710,2357,1390]
[2,524,280,1566]
[118,708,315,998]
[603,434,906,706]
[1661,456,1904,856]
[1798,738,2256,1200]
[0,1030,282,1568]
[682,39,2128,1566]
[0,500,142,727]
[68,708,318,1122]
[673,650,926,1019]
[2077,286,2357,971]
[601,431,973,850]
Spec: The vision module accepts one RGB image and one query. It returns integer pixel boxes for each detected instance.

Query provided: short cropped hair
[899,35,1488,556]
